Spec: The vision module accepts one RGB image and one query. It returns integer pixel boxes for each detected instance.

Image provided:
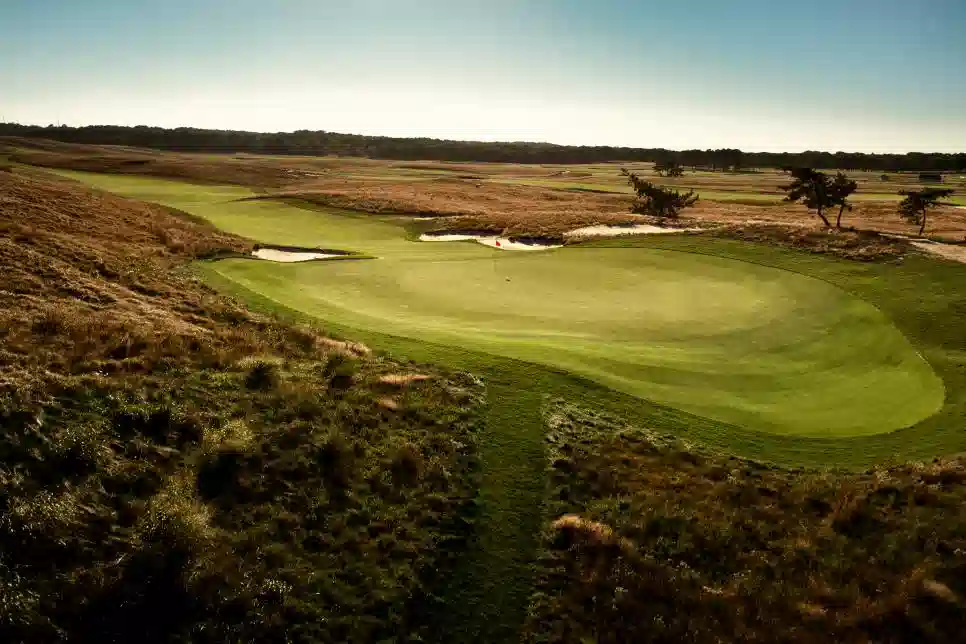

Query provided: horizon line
[3,120,965,157]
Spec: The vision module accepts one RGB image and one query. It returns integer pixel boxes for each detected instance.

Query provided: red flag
[495,240,501,247]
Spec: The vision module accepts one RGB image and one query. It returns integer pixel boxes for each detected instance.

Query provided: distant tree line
[1,123,965,171]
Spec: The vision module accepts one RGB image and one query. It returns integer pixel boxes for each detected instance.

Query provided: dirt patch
[912,241,966,264]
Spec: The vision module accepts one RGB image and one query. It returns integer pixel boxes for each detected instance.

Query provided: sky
[2,0,965,152]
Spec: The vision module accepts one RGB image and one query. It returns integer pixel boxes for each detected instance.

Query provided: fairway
[59,170,944,438]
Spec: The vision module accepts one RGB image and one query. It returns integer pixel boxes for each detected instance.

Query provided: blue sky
[2,0,964,152]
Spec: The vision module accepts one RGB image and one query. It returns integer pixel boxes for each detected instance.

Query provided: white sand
[419,233,484,242]
[564,224,700,238]
[419,233,561,250]
[252,248,340,262]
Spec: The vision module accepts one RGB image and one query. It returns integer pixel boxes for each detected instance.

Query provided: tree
[781,168,835,227]
[897,187,955,236]
[653,159,684,177]
[622,169,698,219]
[830,172,858,229]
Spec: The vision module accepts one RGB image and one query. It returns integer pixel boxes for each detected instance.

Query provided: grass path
[430,374,546,643]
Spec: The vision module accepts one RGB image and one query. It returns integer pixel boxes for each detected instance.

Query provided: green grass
[51,168,966,642]
[50,169,943,439]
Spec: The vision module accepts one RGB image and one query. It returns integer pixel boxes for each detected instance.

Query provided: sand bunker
[419,233,561,250]
[565,224,700,238]
[419,233,483,242]
[252,248,341,262]
[477,237,562,250]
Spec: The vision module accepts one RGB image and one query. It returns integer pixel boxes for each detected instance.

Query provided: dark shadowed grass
[524,400,966,643]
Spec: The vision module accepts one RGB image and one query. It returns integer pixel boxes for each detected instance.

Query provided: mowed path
[59,171,943,438]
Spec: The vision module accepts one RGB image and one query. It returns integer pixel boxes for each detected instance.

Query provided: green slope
[53,169,942,438]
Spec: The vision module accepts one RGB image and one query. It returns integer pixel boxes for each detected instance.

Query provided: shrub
[321,352,350,378]
[244,361,278,390]
[622,168,697,219]
[390,443,423,487]
[326,356,357,391]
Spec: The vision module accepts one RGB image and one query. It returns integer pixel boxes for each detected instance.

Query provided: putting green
[57,170,944,438]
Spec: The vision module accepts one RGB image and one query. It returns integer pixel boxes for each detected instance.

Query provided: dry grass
[2,138,317,188]
[687,199,966,241]
[525,401,966,644]
[0,169,338,378]
[377,373,432,386]
[0,169,484,642]
[8,140,966,247]
[265,178,641,235]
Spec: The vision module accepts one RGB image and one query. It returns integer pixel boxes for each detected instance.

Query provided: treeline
[2,123,964,171]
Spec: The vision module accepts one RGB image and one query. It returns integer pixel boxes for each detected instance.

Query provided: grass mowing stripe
[430,375,546,643]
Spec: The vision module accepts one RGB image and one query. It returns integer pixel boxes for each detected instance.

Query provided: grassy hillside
[525,401,966,643]
[0,169,484,642]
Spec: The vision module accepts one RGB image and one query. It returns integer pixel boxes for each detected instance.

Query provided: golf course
[37,168,966,641]
[54,170,960,452]
[6,2,966,638]
[1,155,962,644]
